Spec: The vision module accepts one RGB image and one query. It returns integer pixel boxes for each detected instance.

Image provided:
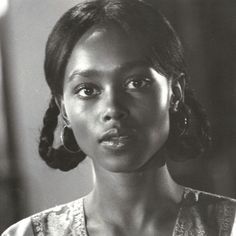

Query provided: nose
[101,90,129,122]
[103,107,128,122]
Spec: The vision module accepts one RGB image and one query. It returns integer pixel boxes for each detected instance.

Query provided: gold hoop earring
[60,125,81,153]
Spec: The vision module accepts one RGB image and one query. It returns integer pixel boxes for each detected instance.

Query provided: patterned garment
[2,187,236,236]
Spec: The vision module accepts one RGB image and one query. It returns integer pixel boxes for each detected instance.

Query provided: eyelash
[73,77,153,99]
[124,77,153,90]
[73,83,101,99]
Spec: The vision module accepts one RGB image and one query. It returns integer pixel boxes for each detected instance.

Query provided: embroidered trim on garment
[30,188,236,236]
[31,199,87,236]
[174,187,236,236]
[72,198,88,236]
[31,213,45,236]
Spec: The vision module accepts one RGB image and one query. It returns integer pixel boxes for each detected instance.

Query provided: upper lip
[99,128,134,143]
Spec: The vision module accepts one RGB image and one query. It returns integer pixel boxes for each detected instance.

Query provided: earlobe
[176,73,185,101]
[172,73,185,101]
[170,73,186,112]
[54,97,61,110]
[55,97,70,127]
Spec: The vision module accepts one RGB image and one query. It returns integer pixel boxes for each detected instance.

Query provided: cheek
[134,86,170,126]
[63,98,97,154]
[135,86,170,149]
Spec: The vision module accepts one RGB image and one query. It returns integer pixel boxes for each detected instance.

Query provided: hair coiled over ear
[167,87,212,161]
[38,97,86,171]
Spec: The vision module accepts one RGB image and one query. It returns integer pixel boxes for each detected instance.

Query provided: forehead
[64,23,149,79]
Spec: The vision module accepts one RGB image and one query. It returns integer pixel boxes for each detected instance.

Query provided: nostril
[102,110,128,122]
[104,115,112,121]
[118,112,126,119]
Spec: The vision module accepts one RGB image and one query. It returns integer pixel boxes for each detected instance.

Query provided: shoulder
[1,218,33,236]
[180,187,236,235]
[184,187,236,211]
[1,198,85,236]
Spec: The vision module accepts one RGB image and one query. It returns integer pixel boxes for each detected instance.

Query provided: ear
[170,73,185,111]
[54,97,70,127]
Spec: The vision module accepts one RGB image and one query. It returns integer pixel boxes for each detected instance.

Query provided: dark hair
[39,0,211,171]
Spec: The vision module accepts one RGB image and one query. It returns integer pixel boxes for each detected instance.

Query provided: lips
[99,128,134,150]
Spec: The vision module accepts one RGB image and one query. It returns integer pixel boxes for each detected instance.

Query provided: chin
[91,137,168,173]
[95,152,159,173]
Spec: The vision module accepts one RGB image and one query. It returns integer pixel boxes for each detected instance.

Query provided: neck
[85,152,183,225]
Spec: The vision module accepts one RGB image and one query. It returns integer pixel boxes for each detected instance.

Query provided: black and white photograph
[1,0,236,235]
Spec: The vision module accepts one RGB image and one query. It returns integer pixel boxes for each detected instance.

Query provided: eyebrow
[68,59,150,81]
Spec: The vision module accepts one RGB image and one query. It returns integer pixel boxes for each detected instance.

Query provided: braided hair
[166,86,211,161]
[38,97,86,171]
[39,0,211,171]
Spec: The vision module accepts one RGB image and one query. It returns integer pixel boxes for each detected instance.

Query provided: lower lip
[100,136,132,151]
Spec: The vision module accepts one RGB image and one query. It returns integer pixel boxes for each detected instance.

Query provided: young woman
[3,0,236,235]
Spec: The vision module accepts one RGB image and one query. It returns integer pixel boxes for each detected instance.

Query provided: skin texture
[63,24,171,173]
[62,24,184,235]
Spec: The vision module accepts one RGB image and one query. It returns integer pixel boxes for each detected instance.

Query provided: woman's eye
[125,78,152,90]
[74,84,100,99]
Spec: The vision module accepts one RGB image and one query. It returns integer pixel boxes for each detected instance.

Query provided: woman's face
[62,24,172,173]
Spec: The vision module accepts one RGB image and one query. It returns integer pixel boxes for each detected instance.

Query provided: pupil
[85,88,93,95]
[134,81,141,87]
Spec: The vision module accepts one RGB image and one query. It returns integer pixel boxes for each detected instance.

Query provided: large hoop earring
[60,125,81,153]
[169,101,190,137]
